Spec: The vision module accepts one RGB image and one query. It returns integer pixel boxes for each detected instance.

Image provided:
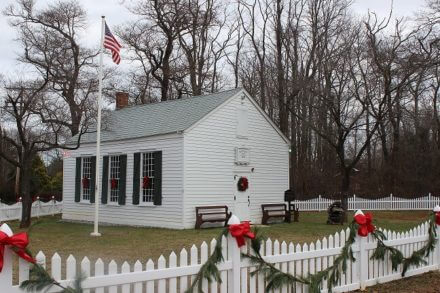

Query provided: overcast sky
[0,0,427,79]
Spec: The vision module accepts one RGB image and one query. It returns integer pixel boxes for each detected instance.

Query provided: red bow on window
[110,178,118,189]
[143,176,150,189]
[82,177,89,189]
[354,212,375,237]
[228,221,255,247]
[0,231,35,272]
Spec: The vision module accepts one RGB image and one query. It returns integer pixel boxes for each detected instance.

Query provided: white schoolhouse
[62,88,290,229]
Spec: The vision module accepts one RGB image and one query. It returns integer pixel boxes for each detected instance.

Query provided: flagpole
[91,16,105,237]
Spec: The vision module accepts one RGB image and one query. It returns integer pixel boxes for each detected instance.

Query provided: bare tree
[4,0,100,136]
[0,80,87,227]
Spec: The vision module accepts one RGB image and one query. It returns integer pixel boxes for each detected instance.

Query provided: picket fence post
[356,234,368,290]
[227,234,241,293]
[436,224,440,270]
[52,196,56,216]
[390,193,393,210]
[0,244,14,292]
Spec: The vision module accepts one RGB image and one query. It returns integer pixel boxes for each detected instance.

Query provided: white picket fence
[292,193,440,212]
[1,221,439,292]
[0,198,63,222]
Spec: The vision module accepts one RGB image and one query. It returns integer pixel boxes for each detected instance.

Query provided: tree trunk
[20,159,33,228]
[340,167,350,222]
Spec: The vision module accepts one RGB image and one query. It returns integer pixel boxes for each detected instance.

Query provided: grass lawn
[5,210,431,265]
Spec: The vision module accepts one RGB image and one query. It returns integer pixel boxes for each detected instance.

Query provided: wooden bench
[195,206,232,229]
[261,204,291,225]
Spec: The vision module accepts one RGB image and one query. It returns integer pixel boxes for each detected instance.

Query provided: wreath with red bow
[237,177,248,191]
[143,176,150,189]
[110,178,118,189]
[82,177,89,189]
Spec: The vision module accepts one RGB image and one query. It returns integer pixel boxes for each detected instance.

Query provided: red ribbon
[228,221,255,247]
[143,176,150,189]
[435,212,440,225]
[0,231,35,272]
[354,213,375,237]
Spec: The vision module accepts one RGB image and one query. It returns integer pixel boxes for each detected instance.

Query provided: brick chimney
[115,92,129,110]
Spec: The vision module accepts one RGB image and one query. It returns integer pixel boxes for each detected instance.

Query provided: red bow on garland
[435,212,440,225]
[354,212,375,237]
[228,221,255,247]
[143,176,150,189]
[110,178,118,189]
[82,177,89,189]
[0,231,35,272]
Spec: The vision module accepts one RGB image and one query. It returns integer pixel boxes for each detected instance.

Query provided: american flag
[104,22,122,64]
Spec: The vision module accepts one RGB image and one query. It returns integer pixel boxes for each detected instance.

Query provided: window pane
[109,155,120,203]
[141,152,155,202]
[82,157,92,201]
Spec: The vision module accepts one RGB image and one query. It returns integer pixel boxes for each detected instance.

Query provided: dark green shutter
[132,153,141,205]
[118,155,127,205]
[90,156,96,203]
[101,156,109,204]
[74,158,81,202]
[153,151,162,206]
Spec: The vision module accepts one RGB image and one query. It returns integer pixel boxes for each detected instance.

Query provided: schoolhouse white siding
[62,89,289,229]
[183,92,290,228]
[62,134,184,229]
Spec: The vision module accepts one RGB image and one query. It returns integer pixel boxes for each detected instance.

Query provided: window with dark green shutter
[75,157,96,203]
[134,151,162,205]
[80,157,93,202]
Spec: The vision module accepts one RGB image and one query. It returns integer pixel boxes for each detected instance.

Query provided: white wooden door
[233,174,250,221]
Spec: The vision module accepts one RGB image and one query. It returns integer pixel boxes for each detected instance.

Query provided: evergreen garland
[245,221,358,293]
[185,228,230,293]
[370,212,437,276]
[16,211,440,293]
[20,264,84,293]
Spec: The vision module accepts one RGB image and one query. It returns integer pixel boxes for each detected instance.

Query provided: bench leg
[262,213,268,225]
[224,212,232,227]
[285,211,291,223]
[195,216,202,229]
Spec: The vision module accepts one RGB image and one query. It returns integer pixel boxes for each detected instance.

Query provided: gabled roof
[76,88,243,144]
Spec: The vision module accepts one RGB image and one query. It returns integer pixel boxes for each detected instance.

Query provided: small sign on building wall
[235,147,250,165]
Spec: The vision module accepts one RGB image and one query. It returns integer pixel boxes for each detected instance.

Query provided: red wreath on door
[110,178,118,189]
[143,176,150,189]
[237,177,249,192]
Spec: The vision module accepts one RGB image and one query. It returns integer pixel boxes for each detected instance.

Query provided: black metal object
[284,189,295,202]
[327,201,344,225]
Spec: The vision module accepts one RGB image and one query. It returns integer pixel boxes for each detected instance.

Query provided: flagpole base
[90,232,102,237]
